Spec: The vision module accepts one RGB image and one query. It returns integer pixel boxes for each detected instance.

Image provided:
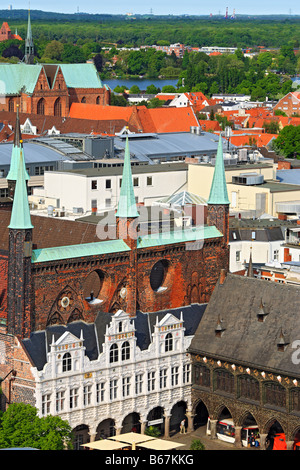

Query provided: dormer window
[109,344,118,363]
[165,333,173,352]
[62,352,72,372]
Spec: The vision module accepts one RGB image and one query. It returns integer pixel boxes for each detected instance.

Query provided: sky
[6,1,300,16]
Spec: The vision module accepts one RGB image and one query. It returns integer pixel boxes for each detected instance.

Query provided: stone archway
[122,412,141,433]
[169,401,187,435]
[72,424,90,450]
[193,399,209,430]
[96,418,116,439]
[147,406,165,436]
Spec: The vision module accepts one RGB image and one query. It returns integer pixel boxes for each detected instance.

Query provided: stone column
[140,420,147,435]
[210,419,218,439]
[164,414,171,438]
[260,433,268,450]
[186,411,195,433]
[88,432,97,443]
[286,441,294,451]
[234,426,242,448]
[115,426,122,435]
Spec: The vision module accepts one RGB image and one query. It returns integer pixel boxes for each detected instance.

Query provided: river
[104,78,180,92]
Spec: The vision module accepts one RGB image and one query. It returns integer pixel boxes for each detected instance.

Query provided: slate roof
[189,273,300,377]
[22,304,206,371]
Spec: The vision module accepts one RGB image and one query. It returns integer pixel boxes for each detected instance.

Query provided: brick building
[0,22,22,42]
[0,116,229,443]
[0,63,110,117]
[273,91,300,117]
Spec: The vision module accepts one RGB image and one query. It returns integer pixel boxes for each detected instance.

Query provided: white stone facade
[31,310,193,440]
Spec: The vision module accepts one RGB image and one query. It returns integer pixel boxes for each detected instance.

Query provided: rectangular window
[109,379,117,400]
[70,388,79,409]
[105,198,112,208]
[171,366,179,386]
[147,371,155,392]
[159,369,167,389]
[135,374,143,394]
[42,393,51,415]
[91,180,97,190]
[56,391,65,413]
[147,176,153,186]
[183,364,191,384]
[105,179,111,189]
[273,249,279,261]
[83,384,92,406]
[96,382,105,403]
[122,377,130,397]
[236,251,241,262]
[133,177,139,187]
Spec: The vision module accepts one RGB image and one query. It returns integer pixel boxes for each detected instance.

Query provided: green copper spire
[8,148,33,230]
[7,106,29,182]
[207,134,230,205]
[24,9,34,64]
[115,136,139,219]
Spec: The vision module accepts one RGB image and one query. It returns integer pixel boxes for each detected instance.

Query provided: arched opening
[81,96,86,103]
[122,412,141,434]
[265,420,286,450]
[83,269,106,305]
[96,95,100,104]
[8,98,14,112]
[169,401,187,435]
[37,98,45,115]
[147,406,164,436]
[72,424,90,450]
[240,412,260,448]
[121,341,130,361]
[150,260,168,292]
[96,419,116,439]
[109,343,118,363]
[193,400,209,430]
[54,97,62,117]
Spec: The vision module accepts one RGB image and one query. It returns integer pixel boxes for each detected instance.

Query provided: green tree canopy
[272,126,300,158]
[0,403,73,450]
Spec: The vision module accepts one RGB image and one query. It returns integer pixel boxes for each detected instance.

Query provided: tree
[0,403,73,450]
[93,53,104,72]
[42,40,64,61]
[272,125,300,158]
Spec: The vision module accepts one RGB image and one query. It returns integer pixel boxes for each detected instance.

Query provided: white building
[23,306,204,448]
[30,163,188,216]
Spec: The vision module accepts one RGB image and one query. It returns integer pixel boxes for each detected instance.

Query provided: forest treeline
[0,15,299,48]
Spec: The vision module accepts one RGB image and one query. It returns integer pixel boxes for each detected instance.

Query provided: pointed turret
[116,136,139,219]
[208,134,230,205]
[24,9,34,64]
[207,133,230,252]
[8,145,33,230]
[7,106,29,198]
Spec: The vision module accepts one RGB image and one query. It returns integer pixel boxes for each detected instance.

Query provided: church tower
[7,121,33,338]
[24,9,34,64]
[115,135,139,316]
[207,134,230,247]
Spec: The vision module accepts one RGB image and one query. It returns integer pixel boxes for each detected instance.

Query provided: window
[239,376,260,401]
[118,321,122,333]
[194,364,210,387]
[105,198,112,208]
[109,379,117,400]
[251,231,256,240]
[236,251,241,262]
[122,377,130,397]
[96,382,105,403]
[273,249,279,261]
[171,366,179,386]
[135,374,143,394]
[133,177,139,187]
[121,341,130,361]
[42,393,51,415]
[56,390,65,412]
[105,179,111,189]
[147,371,155,392]
[183,364,191,384]
[147,176,152,186]
[37,98,45,115]
[91,180,97,190]
[160,369,167,389]
[165,333,173,352]
[83,384,92,406]
[215,369,234,394]
[291,389,300,412]
[62,352,72,372]
[150,260,167,291]
[264,382,286,409]
[91,199,97,209]
[54,97,62,117]
[109,344,118,363]
[70,388,79,409]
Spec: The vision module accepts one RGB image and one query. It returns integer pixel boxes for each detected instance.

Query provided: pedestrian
[180,419,186,434]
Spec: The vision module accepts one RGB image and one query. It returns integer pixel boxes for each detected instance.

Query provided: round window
[150,260,166,291]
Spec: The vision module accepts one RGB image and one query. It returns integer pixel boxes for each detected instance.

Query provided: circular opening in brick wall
[150,260,169,292]
[83,269,106,301]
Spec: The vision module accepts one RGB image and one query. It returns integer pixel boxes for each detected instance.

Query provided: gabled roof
[189,273,300,377]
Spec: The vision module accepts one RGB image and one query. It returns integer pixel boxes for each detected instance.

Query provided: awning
[81,440,129,450]
[108,432,156,445]
[137,439,185,450]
